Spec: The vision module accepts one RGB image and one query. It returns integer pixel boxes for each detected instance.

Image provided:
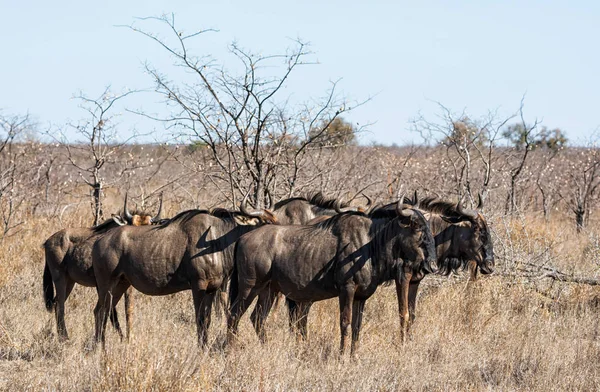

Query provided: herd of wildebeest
[42,191,494,356]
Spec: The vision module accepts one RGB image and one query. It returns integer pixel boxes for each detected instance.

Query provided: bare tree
[411,102,514,206]
[565,142,600,232]
[501,103,541,214]
[51,88,149,225]
[125,14,367,208]
[0,112,34,237]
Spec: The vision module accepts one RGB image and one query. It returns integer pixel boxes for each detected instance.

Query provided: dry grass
[1,206,600,391]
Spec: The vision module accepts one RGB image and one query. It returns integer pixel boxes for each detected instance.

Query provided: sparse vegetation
[1,132,600,390]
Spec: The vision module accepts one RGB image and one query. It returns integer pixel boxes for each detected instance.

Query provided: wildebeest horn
[413,190,418,206]
[362,194,373,210]
[456,197,478,219]
[151,192,163,223]
[477,193,483,209]
[396,193,414,218]
[333,197,359,213]
[266,189,273,210]
[123,193,133,222]
[240,191,270,218]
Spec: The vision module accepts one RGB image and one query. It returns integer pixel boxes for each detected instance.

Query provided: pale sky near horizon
[1,1,599,145]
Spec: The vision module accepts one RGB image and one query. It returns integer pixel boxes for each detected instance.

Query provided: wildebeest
[213,192,368,319]
[264,192,368,320]
[284,193,496,339]
[227,200,437,355]
[400,194,495,322]
[43,194,162,340]
[91,202,277,348]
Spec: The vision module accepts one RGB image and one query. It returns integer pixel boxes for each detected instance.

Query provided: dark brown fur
[91,207,276,348]
[227,204,438,356]
[402,196,495,323]
[43,205,160,341]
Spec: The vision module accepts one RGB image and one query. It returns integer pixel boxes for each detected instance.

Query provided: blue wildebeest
[284,192,495,339]
[91,203,277,348]
[213,192,369,319]
[400,194,495,322]
[227,200,437,356]
[43,194,162,340]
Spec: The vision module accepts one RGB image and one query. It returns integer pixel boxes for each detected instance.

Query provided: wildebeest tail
[43,261,55,311]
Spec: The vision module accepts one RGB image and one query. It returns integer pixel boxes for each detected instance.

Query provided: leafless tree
[50,88,152,225]
[125,14,367,208]
[564,141,600,232]
[0,112,34,237]
[411,102,515,206]
[502,103,541,214]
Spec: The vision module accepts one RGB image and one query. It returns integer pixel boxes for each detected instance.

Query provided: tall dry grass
[1,197,599,391]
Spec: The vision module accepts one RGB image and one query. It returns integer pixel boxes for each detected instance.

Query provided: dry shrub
[1,151,600,390]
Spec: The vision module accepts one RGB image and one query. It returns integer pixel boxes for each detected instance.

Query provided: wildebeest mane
[273,197,308,210]
[310,210,365,232]
[367,203,397,219]
[159,209,208,226]
[91,217,122,233]
[273,192,351,210]
[307,192,351,210]
[415,197,471,221]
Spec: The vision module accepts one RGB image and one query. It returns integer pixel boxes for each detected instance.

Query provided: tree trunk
[92,181,103,226]
[575,204,584,233]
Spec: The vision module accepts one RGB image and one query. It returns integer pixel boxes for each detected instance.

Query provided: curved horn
[151,192,163,223]
[362,193,373,210]
[477,192,483,209]
[395,193,414,218]
[413,190,418,206]
[334,197,359,214]
[123,193,133,223]
[266,189,273,210]
[240,192,270,218]
[240,192,253,215]
[456,198,478,219]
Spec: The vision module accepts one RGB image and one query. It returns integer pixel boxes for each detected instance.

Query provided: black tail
[43,262,55,311]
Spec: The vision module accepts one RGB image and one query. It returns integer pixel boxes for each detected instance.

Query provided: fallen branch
[541,271,600,286]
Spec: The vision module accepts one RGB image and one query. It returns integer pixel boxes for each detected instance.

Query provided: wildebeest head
[122,193,163,226]
[363,198,438,274]
[394,200,438,274]
[442,195,494,275]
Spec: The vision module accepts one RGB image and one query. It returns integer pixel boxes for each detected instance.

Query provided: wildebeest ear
[111,214,127,226]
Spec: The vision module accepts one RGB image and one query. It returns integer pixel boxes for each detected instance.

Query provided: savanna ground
[1,144,600,391]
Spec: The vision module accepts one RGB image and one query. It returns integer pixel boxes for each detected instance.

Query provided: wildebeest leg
[227,285,264,344]
[124,287,133,341]
[250,287,276,343]
[395,268,413,344]
[467,260,478,282]
[213,280,228,320]
[338,286,356,356]
[296,302,313,341]
[108,306,123,340]
[286,298,298,333]
[408,280,421,323]
[54,276,74,341]
[192,283,215,348]
[350,299,365,356]
[94,280,129,349]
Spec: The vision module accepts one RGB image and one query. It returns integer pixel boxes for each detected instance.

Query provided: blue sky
[1,1,599,145]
